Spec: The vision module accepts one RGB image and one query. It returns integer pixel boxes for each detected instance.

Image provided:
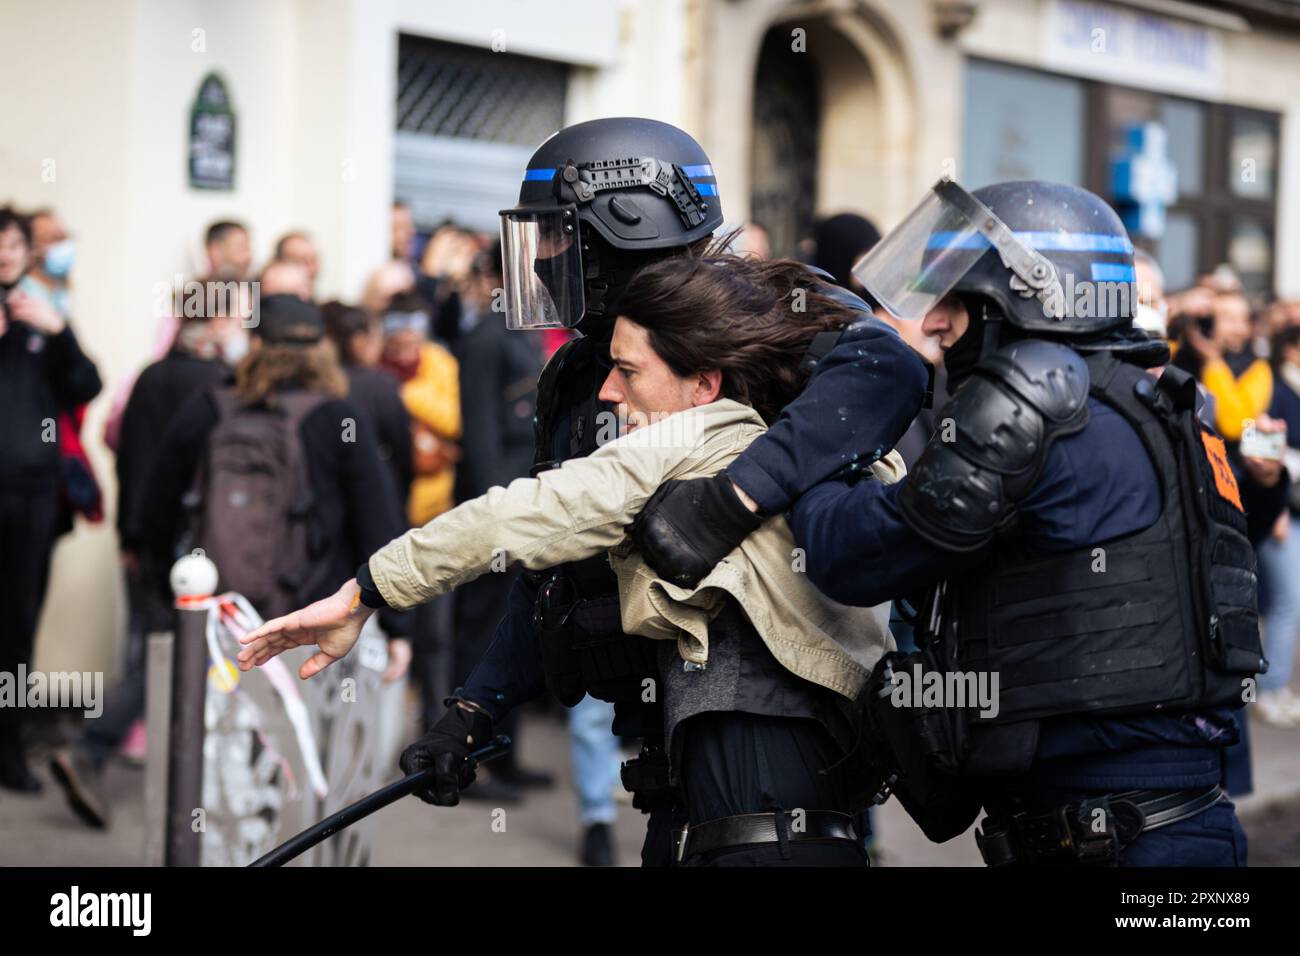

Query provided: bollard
[164,551,218,867]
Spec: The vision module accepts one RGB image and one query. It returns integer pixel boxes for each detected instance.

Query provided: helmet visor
[850,181,998,321]
[499,205,585,330]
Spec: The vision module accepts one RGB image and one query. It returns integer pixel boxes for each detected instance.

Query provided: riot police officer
[632,179,1266,866]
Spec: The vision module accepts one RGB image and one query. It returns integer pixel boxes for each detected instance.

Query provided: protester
[26,208,74,318]
[392,201,416,265]
[203,220,253,281]
[1256,324,1300,727]
[259,258,313,301]
[321,300,413,516]
[361,259,416,316]
[1177,286,1272,441]
[274,231,320,296]
[0,206,103,793]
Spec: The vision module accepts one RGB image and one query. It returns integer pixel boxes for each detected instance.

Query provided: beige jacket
[369,399,904,701]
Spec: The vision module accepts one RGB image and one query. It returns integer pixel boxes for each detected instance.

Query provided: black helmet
[956,181,1136,335]
[853,179,1136,337]
[499,117,723,333]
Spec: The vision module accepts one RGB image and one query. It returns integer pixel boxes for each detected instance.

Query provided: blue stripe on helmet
[694,183,718,196]
[926,230,1135,254]
[1091,262,1136,282]
[682,164,714,177]
[522,168,556,182]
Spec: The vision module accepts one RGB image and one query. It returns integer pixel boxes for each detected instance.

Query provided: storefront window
[1229,111,1278,200]
[1158,211,1199,293]
[963,60,1085,187]
[1161,99,1205,197]
[1229,217,1273,294]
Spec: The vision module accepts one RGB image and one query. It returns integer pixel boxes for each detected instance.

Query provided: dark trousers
[0,490,61,757]
[82,563,160,764]
[452,568,521,768]
[641,711,868,867]
[411,594,455,734]
[1119,800,1247,866]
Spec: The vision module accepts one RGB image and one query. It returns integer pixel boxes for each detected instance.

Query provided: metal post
[163,552,218,867]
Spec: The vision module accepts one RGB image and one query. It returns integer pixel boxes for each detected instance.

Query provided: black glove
[398,703,494,806]
[630,472,763,590]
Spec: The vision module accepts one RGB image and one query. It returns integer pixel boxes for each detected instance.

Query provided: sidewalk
[1,709,1297,867]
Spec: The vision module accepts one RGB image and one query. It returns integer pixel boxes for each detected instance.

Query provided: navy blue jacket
[783,382,1237,791]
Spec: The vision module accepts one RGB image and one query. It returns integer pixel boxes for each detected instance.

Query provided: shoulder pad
[898,340,1091,552]
[978,340,1090,427]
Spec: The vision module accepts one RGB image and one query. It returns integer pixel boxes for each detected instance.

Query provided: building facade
[3,0,1298,670]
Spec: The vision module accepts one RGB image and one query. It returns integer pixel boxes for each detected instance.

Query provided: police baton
[249,735,512,868]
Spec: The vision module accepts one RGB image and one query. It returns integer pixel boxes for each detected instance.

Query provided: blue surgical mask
[43,239,75,279]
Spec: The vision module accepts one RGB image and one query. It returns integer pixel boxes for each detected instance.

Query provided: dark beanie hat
[813,213,882,291]
[252,293,323,344]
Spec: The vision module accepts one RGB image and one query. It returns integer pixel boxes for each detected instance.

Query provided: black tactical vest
[529,334,659,705]
[941,351,1263,726]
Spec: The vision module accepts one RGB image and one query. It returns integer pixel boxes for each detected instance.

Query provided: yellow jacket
[1202,357,1272,441]
[402,342,461,525]
[369,399,903,701]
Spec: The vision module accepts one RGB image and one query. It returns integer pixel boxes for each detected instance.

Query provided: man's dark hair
[385,290,429,316]
[0,206,32,246]
[205,220,247,246]
[321,300,373,365]
[1272,325,1300,371]
[472,239,504,283]
[617,252,861,424]
[274,231,309,260]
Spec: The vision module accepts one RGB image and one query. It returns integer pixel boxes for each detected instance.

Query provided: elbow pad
[898,340,1090,552]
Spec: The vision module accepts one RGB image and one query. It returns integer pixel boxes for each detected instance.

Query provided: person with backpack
[48,294,412,827]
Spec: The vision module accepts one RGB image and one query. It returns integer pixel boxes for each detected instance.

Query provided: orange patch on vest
[1202,431,1244,512]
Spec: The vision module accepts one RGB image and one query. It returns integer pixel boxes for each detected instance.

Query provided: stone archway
[701,0,922,244]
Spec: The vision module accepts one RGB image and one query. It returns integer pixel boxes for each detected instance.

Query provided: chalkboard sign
[189,73,236,190]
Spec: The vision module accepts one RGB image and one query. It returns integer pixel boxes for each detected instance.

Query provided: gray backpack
[189,388,329,619]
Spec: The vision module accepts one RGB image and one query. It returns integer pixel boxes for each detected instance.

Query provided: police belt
[673,811,859,864]
[975,786,1225,867]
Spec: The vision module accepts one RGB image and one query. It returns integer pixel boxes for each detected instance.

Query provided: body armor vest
[529,334,659,705]
[942,351,1262,725]
[874,346,1264,788]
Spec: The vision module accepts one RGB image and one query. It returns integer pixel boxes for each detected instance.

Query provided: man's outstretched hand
[237,578,373,679]
[630,473,763,590]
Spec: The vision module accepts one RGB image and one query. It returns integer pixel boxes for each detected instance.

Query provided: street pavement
[2,702,1299,867]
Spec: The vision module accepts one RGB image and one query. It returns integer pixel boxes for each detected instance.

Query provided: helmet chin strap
[945,297,1000,386]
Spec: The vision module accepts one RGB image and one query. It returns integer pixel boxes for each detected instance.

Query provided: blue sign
[1111,121,1177,239]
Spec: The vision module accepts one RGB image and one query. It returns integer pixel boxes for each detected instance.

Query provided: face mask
[42,240,75,279]
[221,330,250,364]
[1134,303,1168,338]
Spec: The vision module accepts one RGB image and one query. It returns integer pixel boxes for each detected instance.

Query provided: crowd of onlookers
[0,201,599,854]
[4,195,1300,865]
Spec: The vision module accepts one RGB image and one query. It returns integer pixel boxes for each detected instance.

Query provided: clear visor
[850,184,992,321]
[499,206,585,330]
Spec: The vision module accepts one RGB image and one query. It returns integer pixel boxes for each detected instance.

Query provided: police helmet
[853,179,1136,337]
[499,117,723,333]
